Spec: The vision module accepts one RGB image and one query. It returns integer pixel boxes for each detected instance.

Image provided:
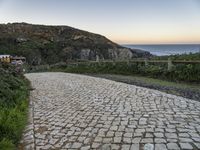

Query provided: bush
[49,61,200,83]
[0,139,15,150]
[0,63,29,149]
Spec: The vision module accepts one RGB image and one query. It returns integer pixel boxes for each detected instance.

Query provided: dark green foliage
[162,64,200,82]
[0,139,15,150]
[0,63,29,149]
[153,52,200,60]
[50,61,200,83]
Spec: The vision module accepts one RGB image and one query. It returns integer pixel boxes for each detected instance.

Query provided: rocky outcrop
[80,49,91,60]
[0,23,152,64]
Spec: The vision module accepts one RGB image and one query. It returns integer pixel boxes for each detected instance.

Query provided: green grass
[0,63,29,149]
[93,74,200,91]
[0,139,15,150]
[86,74,200,101]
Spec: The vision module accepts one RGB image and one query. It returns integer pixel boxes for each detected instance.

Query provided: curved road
[21,73,200,150]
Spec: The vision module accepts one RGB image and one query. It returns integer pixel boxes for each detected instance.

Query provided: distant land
[124,44,200,56]
[0,23,151,65]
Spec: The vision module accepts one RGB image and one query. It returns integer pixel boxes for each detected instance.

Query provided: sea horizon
[123,44,200,56]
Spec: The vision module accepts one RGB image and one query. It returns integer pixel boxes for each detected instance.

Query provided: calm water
[124,44,200,56]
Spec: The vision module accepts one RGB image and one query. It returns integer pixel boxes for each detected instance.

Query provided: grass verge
[89,74,200,101]
[0,63,30,149]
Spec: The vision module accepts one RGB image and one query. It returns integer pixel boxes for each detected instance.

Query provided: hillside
[0,23,151,65]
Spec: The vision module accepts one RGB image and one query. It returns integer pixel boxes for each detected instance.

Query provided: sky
[0,0,200,44]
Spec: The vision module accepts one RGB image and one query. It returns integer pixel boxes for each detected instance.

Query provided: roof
[0,55,11,58]
[12,56,26,59]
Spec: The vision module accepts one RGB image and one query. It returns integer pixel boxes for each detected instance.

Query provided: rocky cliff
[0,23,151,65]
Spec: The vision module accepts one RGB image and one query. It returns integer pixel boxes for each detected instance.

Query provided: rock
[139,118,147,125]
[154,133,164,138]
[167,143,180,150]
[71,142,82,148]
[16,37,28,43]
[131,144,139,150]
[155,144,167,150]
[179,143,193,149]
[144,144,154,150]
[80,49,91,60]
[141,138,153,143]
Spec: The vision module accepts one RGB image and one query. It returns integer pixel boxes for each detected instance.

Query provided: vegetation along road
[20,72,200,150]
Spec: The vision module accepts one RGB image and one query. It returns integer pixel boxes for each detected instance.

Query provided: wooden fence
[66,59,200,71]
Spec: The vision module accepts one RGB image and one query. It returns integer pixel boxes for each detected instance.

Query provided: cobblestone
[155,144,167,150]
[179,143,193,149]
[20,73,200,149]
[167,143,180,150]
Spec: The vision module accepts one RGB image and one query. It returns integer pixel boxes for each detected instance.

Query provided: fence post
[96,55,99,62]
[168,58,173,71]
[112,59,116,65]
[47,65,50,70]
[144,58,148,67]
[96,55,100,65]
[126,59,129,66]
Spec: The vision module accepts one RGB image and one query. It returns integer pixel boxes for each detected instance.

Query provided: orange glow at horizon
[112,36,200,44]
[105,27,200,44]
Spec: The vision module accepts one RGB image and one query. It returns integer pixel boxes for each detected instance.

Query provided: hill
[0,23,151,65]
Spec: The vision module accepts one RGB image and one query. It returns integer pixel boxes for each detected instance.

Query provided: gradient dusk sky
[0,0,200,44]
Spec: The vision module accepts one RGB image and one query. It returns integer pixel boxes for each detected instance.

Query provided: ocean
[124,44,200,56]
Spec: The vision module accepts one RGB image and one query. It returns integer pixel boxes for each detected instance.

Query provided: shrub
[49,61,200,83]
[0,63,29,148]
[0,138,15,150]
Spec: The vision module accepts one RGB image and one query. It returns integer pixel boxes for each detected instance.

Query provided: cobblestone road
[21,73,200,150]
